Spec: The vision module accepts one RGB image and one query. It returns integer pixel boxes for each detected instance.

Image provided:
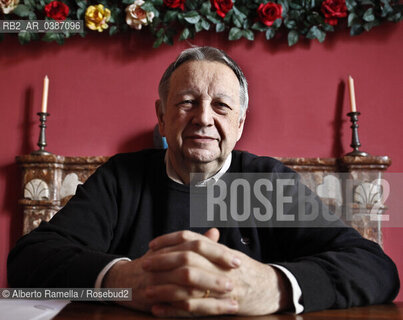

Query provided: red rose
[210,0,233,18]
[163,0,185,11]
[44,1,69,21]
[257,2,283,27]
[321,0,347,26]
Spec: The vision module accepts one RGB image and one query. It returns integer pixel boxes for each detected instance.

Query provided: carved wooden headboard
[16,154,391,246]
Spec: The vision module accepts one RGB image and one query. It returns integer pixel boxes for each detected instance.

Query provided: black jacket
[8,149,400,312]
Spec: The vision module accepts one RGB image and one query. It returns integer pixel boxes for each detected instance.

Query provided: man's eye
[216,102,231,110]
[178,100,194,106]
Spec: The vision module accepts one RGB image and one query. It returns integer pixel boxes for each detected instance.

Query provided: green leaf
[380,0,393,17]
[251,22,267,32]
[152,0,163,6]
[13,4,32,18]
[272,18,283,28]
[142,2,159,17]
[77,1,87,8]
[216,22,225,32]
[289,2,303,10]
[278,0,289,14]
[179,27,191,40]
[387,11,402,22]
[288,10,303,20]
[243,29,254,41]
[164,10,178,23]
[156,28,164,37]
[228,27,243,40]
[243,19,251,29]
[223,10,233,23]
[309,0,317,9]
[200,1,212,16]
[195,21,203,32]
[109,26,118,36]
[345,0,357,11]
[206,13,220,24]
[24,0,35,7]
[350,24,364,36]
[142,2,156,12]
[163,34,174,46]
[42,32,58,43]
[177,13,185,24]
[307,12,322,25]
[265,28,276,40]
[307,26,326,42]
[322,24,335,32]
[186,0,198,11]
[18,31,32,44]
[122,0,133,4]
[288,30,299,46]
[363,20,380,31]
[363,8,375,22]
[35,1,44,10]
[284,19,297,29]
[348,13,358,27]
[153,36,164,48]
[201,19,210,30]
[232,6,247,28]
[183,11,200,24]
[77,8,85,19]
[55,34,65,45]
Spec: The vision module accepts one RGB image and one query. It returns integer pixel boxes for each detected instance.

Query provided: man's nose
[192,103,214,126]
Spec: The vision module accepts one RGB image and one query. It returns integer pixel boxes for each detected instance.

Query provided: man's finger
[204,228,220,242]
[149,230,207,251]
[142,251,215,272]
[151,239,241,269]
[150,266,233,294]
[145,284,212,302]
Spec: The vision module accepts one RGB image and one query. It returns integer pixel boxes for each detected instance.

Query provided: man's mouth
[185,135,218,143]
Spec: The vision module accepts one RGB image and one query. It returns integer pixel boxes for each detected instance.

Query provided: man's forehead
[168,60,240,91]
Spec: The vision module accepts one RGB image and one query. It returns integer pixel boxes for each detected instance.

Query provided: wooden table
[55,302,403,319]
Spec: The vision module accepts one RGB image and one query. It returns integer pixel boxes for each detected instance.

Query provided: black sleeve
[7,156,126,288]
[267,167,400,312]
[274,226,400,312]
[235,151,399,312]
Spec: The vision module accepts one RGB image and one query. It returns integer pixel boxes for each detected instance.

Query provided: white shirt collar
[165,151,232,186]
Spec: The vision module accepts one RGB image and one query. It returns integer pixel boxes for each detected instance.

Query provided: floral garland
[1,0,402,47]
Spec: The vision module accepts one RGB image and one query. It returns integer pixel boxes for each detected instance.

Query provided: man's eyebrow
[174,89,199,97]
[173,90,236,103]
[214,93,235,103]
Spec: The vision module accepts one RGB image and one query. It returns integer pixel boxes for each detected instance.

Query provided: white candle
[41,75,49,113]
[348,75,357,113]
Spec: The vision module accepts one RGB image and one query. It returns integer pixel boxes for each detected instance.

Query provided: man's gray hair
[158,46,249,117]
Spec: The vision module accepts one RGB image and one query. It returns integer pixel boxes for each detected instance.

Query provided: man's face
[156,60,245,171]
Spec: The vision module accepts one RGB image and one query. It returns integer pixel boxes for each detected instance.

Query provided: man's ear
[236,113,246,142]
[155,100,165,137]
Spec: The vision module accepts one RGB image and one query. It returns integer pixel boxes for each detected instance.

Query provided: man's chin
[183,149,220,164]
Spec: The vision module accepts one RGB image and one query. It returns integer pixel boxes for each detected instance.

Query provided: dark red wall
[1,23,402,301]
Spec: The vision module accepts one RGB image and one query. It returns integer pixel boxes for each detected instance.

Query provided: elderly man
[8,47,399,317]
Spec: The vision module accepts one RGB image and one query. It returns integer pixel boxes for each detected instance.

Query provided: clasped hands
[103,228,291,317]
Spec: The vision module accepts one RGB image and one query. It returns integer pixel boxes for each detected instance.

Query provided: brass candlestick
[346,111,369,157]
[31,112,52,155]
